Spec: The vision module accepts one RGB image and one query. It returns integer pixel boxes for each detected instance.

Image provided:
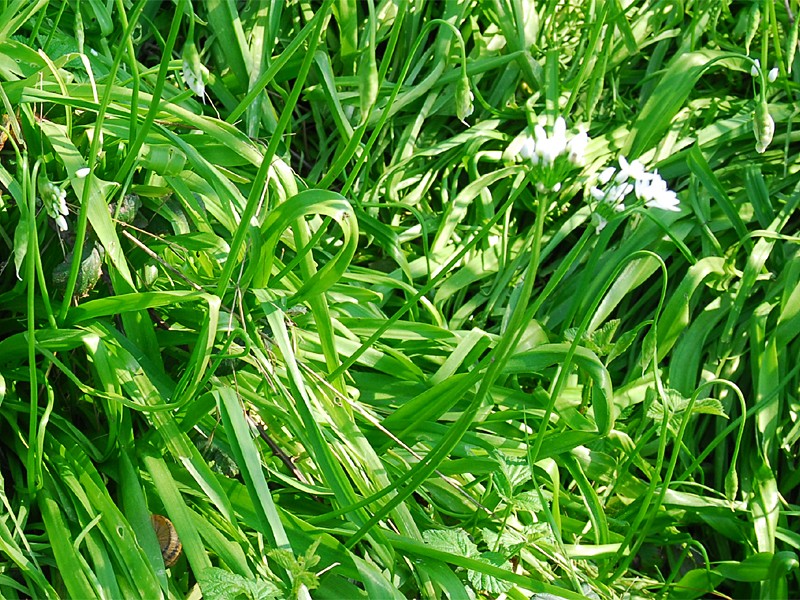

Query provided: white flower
[76,167,91,178]
[616,155,651,184]
[536,116,569,165]
[567,130,590,165]
[768,67,779,82]
[590,186,605,201]
[509,118,592,195]
[751,58,761,77]
[638,173,680,211]
[605,182,632,209]
[519,136,536,161]
[590,181,630,210]
[590,156,680,216]
[598,167,616,184]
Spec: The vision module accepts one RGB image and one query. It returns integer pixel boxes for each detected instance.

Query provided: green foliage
[0,0,799,599]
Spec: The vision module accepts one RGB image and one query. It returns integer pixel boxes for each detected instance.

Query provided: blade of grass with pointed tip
[215,385,291,550]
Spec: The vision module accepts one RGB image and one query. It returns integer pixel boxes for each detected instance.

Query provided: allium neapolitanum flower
[589,156,680,231]
[508,116,589,193]
[40,181,69,231]
[749,59,779,83]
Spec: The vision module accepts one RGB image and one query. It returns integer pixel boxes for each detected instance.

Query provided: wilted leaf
[52,242,105,297]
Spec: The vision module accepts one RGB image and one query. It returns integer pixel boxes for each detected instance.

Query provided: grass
[1,0,799,598]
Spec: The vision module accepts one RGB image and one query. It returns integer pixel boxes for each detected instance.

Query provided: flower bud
[768,67,779,82]
[753,99,775,153]
[455,75,474,122]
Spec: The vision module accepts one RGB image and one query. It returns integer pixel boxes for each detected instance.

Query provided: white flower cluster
[41,181,69,231]
[589,156,679,231]
[508,118,681,233]
[511,116,589,193]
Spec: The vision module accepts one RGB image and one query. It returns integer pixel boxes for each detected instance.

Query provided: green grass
[1,0,799,598]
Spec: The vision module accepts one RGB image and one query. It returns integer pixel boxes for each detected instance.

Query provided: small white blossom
[567,130,590,165]
[636,171,680,211]
[768,67,779,82]
[605,182,632,209]
[536,117,568,166]
[519,136,536,161]
[598,167,616,184]
[590,187,606,201]
[616,155,651,184]
[76,167,91,178]
[751,58,761,77]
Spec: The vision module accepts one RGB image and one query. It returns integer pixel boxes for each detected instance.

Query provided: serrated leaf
[512,490,544,514]
[481,527,526,553]
[267,548,295,571]
[580,583,602,600]
[524,522,557,548]
[267,539,321,596]
[423,528,479,558]
[494,452,530,500]
[692,397,728,418]
[639,330,657,370]
[563,327,601,354]
[197,567,280,600]
[607,327,639,364]
[589,319,621,354]
[467,552,512,594]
